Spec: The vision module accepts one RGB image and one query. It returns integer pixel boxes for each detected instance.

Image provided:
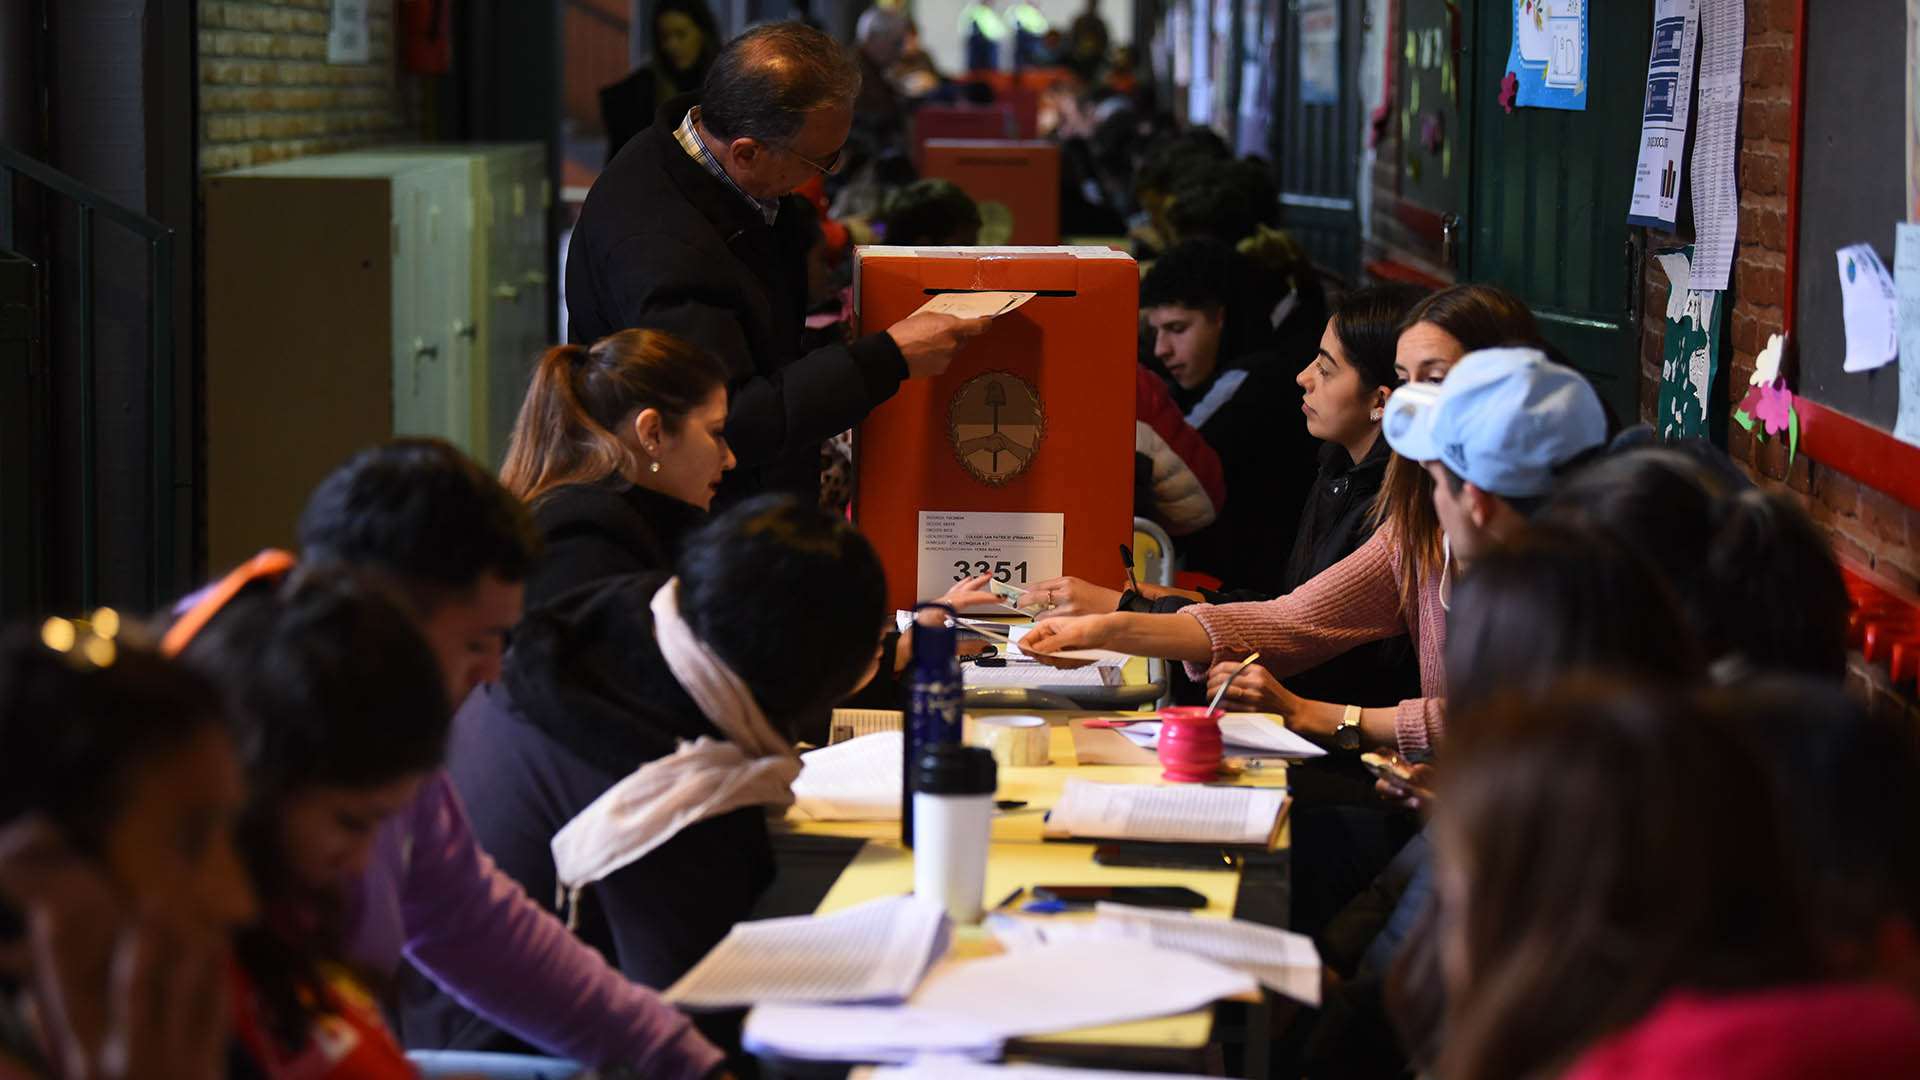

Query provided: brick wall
[1637,0,1920,713]
[198,0,408,172]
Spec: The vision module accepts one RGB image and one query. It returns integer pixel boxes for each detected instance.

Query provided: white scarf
[548,577,801,927]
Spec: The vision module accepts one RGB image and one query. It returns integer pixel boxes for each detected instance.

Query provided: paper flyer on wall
[1685,0,1743,291]
[1505,0,1588,111]
[1894,225,1920,446]
[1653,247,1722,441]
[1839,244,1899,374]
[1908,0,1920,222]
[1626,0,1700,230]
[1298,0,1341,105]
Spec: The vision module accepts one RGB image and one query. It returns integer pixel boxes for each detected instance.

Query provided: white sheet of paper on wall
[1839,244,1900,373]
[1892,225,1920,446]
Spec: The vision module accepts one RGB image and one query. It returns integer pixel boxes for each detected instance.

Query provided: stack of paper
[742,1004,1003,1063]
[907,939,1257,1036]
[663,894,948,1010]
[1092,903,1322,1005]
[1044,778,1288,848]
[789,732,901,821]
[828,709,903,745]
[1112,715,1326,760]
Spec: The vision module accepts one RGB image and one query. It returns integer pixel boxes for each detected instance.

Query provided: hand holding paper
[889,310,995,379]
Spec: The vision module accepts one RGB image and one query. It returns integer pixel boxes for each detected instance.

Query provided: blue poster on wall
[1504,0,1588,111]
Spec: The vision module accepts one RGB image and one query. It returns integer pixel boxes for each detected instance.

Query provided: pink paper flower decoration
[1755,382,1794,436]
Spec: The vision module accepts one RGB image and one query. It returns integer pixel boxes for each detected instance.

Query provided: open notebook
[664,894,949,1010]
[1042,778,1289,849]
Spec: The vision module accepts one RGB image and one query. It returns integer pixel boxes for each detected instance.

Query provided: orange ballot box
[853,246,1137,613]
[920,140,1061,246]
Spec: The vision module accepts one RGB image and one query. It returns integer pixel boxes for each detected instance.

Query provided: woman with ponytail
[501,329,734,610]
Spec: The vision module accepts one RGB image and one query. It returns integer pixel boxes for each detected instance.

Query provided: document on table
[664,894,948,1010]
[911,290,1036,319]
[742,1004,1003,1063]
[790,731,902,821]
[1093,903,1323,1006]
[873,1064,1218,1080]
[828,709,903,745]
[958,619,1134,664]
[1112,715,1325,760]
[907,939,1257,1037]
[1044,778,1288,847]
[964,661,1122,687]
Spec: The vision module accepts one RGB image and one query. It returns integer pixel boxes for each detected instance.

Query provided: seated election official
[501,329,736,612]
[0,630,256,1080]
[178,564,452,1080]
[408,496,887,1059]
[256,440,728,1079]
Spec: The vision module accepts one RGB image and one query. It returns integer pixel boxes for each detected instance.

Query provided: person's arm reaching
[396,774,724,1080]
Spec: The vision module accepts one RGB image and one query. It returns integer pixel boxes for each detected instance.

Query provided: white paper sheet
[1112,716,1325,760]
[964,660,1123,687]
[1093,903,1323,1006]
[1655,251,1693,321]
[911,291,1036,319]
[917,512,1064,612]
[790,731,903,821]
[664,895,947,1009]
[1627,0,1700,229]
[874,1061,1219,1080]
[907,939,1257,1036]
[1839,244,1900,373]
[1894,225,1920,447]
[742,1004,1003,1063]
[1049,778,1287,846]
[1687,0,1745,291]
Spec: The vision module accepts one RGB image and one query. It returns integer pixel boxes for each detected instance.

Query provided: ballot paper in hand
[1045,778,1288,847]
[911,290,1036,320]
[790,731,902,821]
[1093,903,1322,1006]
[742,1004,1003,1064]
[664,894,948,1010]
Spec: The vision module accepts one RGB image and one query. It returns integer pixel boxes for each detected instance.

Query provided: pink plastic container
[1157,706,1224,782]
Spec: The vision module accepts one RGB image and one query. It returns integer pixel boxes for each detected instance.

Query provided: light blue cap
[1381,347,1608,499]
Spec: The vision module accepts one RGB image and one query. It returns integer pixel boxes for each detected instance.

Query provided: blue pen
[1022,899,1068,914]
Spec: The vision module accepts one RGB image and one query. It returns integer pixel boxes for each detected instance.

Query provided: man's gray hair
[701,22,862,145]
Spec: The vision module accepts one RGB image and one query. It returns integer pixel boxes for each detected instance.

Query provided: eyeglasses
[161,548,297,657]
[781,141,845,176]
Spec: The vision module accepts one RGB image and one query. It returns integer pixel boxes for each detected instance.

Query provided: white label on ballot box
[917,511,1063,604]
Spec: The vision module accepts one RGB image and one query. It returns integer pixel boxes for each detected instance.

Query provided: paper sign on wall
[1893,225,1920,446]
[327,0,370,64]
[917,511,1063,606]
[1839,244,1899,373]
[1626,0,1699,229]
[1686,0,1744,292]
[1505,0,1588,111]
[1654,247,1722,441]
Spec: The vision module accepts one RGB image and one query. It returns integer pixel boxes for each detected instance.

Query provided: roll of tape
[969,713,1050,767]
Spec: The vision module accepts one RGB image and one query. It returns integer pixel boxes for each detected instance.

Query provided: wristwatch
[1335,703,1363,751]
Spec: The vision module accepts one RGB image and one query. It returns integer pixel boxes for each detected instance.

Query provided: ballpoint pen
[1120,544,1141,594]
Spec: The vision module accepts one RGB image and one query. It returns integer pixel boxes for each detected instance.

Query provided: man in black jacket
[568,21,987,503]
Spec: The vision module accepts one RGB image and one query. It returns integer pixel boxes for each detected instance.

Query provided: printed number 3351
[953,560,1029,583]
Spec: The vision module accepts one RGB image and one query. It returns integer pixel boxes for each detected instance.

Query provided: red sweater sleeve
[1136,366,1227,513]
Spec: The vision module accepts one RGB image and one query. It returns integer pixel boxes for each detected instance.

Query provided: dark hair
[298,439,542,612]
[1371,283,1548,618]
[500,329,730,506]
[881,178,980,246]
[1542,448,1848,679]
[1328,283,1431,391]
[678,496,887,729]
[181,563,450,1053]
[651,0,722,78]
[1139,237,1236,312]
[1429,681,1816,1080]
[700,21,862,144]
[1443,523,1702,718]
[0,630,228,851]
[1164,168,1256,246]
[1728,677,1920,955]
[1132,131,1229,199]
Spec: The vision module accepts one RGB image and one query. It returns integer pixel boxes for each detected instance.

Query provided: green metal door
[1461,2,1651,423]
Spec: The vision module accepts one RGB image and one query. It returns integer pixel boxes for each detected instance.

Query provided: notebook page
[1050,779,1284,845]
[964,660,1121,687]
[664,894,947,1010]
[1217,715,1326,759]
[1092,902,1322,1006]
[790,731,902,821]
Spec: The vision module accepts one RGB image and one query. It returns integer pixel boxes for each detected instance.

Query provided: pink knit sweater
[1186,527,1446,756]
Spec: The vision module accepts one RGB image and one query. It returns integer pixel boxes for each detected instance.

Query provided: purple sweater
[343,770,722,1079]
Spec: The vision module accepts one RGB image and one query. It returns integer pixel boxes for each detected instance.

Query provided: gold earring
[650,460,661,473]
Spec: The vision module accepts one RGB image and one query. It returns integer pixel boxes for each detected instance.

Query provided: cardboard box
[921,140,1061,246]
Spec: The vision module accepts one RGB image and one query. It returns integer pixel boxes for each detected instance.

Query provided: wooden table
[766,713,1293,1073]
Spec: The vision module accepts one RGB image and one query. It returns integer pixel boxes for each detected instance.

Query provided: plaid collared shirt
[675,107,780,226]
